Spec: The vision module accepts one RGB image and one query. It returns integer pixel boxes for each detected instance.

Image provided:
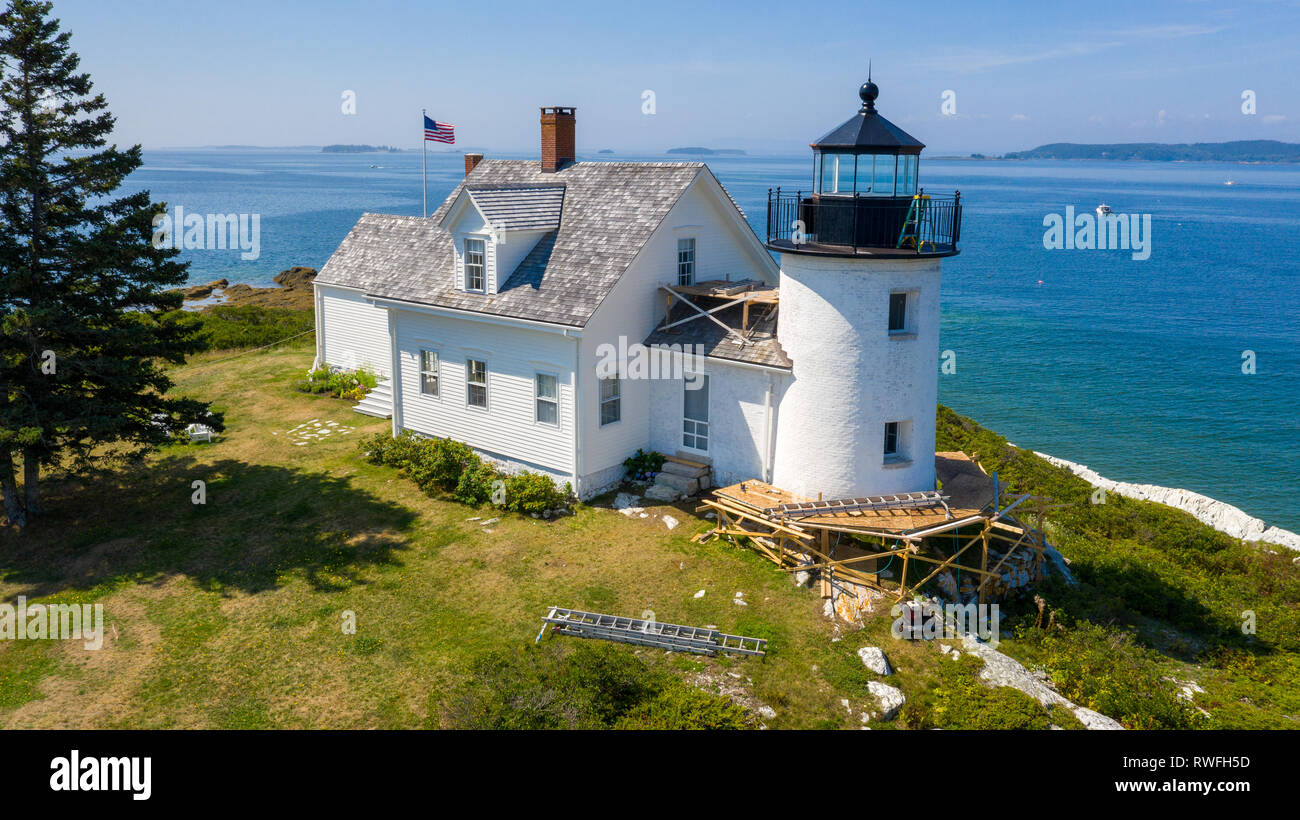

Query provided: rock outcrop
[959,634,1124,730]
[1037,452,1300,552]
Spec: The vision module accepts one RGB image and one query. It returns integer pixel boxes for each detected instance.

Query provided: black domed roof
[811,80,924,155]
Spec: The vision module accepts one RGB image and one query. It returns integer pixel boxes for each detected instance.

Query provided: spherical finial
[859,79,879,110]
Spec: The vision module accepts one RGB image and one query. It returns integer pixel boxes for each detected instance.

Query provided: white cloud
[1010,113,1030,121]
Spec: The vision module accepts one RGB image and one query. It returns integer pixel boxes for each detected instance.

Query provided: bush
[453,459,499,506]
[435,642,752,730]
[899,654,1078,730]
[296,366,377,400]
[409,437,477,493]
[1016,620,1199,729]
[358,432,571,514]
[504,472,571,514]
[164,304,315,352]
[623,448,665,481]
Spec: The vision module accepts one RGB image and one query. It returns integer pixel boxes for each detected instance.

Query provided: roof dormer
[440,183,565,295]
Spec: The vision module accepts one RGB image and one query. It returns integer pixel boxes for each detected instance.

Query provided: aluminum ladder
[536,607,767,657]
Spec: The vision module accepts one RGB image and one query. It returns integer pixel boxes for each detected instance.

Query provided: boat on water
[1096,203,1112,215]
[1225,180,1236,186]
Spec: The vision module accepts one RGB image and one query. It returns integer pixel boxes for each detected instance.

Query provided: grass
[0,339,912,728]
[1,335,1295,729]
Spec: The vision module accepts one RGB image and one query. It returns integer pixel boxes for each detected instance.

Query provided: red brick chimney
[464,153,484,176]
[540,106,576,173]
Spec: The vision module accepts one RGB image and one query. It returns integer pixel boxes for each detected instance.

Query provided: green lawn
[0,340,947,729]
[2,338,1294,729]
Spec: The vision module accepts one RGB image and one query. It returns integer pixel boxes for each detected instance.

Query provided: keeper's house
[314,84,961,502]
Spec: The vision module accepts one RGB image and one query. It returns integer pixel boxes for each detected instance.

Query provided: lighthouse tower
[769,78,962,501]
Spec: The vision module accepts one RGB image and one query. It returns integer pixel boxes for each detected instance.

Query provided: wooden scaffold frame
[693,475,1050,604]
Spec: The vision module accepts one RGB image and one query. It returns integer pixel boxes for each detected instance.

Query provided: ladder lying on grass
[536,607,767,657]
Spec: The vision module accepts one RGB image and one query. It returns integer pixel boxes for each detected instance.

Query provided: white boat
[1095,203,1112,215]
[1225,180,1236,186]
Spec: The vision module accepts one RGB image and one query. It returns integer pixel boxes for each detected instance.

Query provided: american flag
[424,115,455,144]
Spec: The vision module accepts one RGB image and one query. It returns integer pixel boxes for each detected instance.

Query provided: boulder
[273,266,318,290]
[866,681,906,720]
[856,646,892,676]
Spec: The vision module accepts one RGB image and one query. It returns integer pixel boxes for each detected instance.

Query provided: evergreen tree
[0,0,221,528]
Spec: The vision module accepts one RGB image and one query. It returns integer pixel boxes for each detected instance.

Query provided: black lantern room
[766,78,960,257]
[811,79,922,198]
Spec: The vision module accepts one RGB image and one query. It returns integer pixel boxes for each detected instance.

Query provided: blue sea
[124,149,1300,531]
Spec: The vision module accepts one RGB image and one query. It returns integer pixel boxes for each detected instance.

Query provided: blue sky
[51,0,1300,154]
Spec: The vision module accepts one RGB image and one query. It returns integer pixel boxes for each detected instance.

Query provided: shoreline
[1034,451,1300,553]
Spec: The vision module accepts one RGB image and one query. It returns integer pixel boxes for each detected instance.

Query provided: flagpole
[421,108,428,218]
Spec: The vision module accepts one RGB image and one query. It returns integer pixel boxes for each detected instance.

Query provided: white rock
[733,598,748,606]
[794,570,811,587]
[480,517,499,526]
[866,681,906,720]
[959,634,1123,730]
[693,589,706,599]
[1038,451,1300,552]
[757,705,776,720]
[612,493,644,516]
[856,646,892,675]
[662,514,679,530]
[644,484,680,503]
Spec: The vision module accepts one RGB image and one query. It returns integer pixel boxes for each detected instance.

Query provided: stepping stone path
[277,418,358,446]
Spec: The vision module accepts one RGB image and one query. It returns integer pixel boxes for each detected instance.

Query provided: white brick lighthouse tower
[769,78,962,501]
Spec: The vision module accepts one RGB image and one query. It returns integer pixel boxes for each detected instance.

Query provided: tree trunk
[0,449,26,529]
[22,450,41,518]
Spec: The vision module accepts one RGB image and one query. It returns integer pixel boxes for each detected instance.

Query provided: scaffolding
[692,454,1051,606]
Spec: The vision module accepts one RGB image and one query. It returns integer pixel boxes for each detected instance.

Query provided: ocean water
[124,149,1300,531]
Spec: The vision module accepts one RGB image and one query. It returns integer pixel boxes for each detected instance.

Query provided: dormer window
[465,237,486,292]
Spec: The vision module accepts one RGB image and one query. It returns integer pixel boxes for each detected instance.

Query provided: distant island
[667,147,747,156]
[598,149,614,154]
[1004,140,1300,163]
[321,144,404,154]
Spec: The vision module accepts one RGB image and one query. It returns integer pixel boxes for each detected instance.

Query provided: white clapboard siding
[318,285,392,377]
[393,308,576,478]
[578,175,780,478]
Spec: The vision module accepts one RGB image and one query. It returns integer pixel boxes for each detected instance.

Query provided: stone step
[654,472,699,495]
[660,459,709,479]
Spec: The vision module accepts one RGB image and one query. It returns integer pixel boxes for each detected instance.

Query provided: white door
[682,375,710,452]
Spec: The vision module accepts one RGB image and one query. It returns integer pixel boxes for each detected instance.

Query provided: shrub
[357,432,571,514]
[408,438,477,493]
[163,304,315,352]
[296,366,377,400]
[453,459,500,506]
[435,642,752,730]
[504,472,570,514]
[899,654,1075,730]
[1016,620,1199,729]
[623,448,665,481]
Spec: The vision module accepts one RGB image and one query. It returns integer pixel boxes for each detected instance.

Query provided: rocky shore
[173,266,317,311]
[1036,452,1300,552]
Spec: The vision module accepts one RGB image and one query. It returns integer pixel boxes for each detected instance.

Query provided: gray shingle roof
[643,302,792,370]
[315,159,707,327]
[462,184,565,231]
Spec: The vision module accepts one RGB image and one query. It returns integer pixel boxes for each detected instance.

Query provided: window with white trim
[465,237,485,292]
[682,374,709,451]
[535,373,558,425]
[677,237,696,286]
[419,350,439,396]
[599,376,621,426]
[466,359,487,408]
